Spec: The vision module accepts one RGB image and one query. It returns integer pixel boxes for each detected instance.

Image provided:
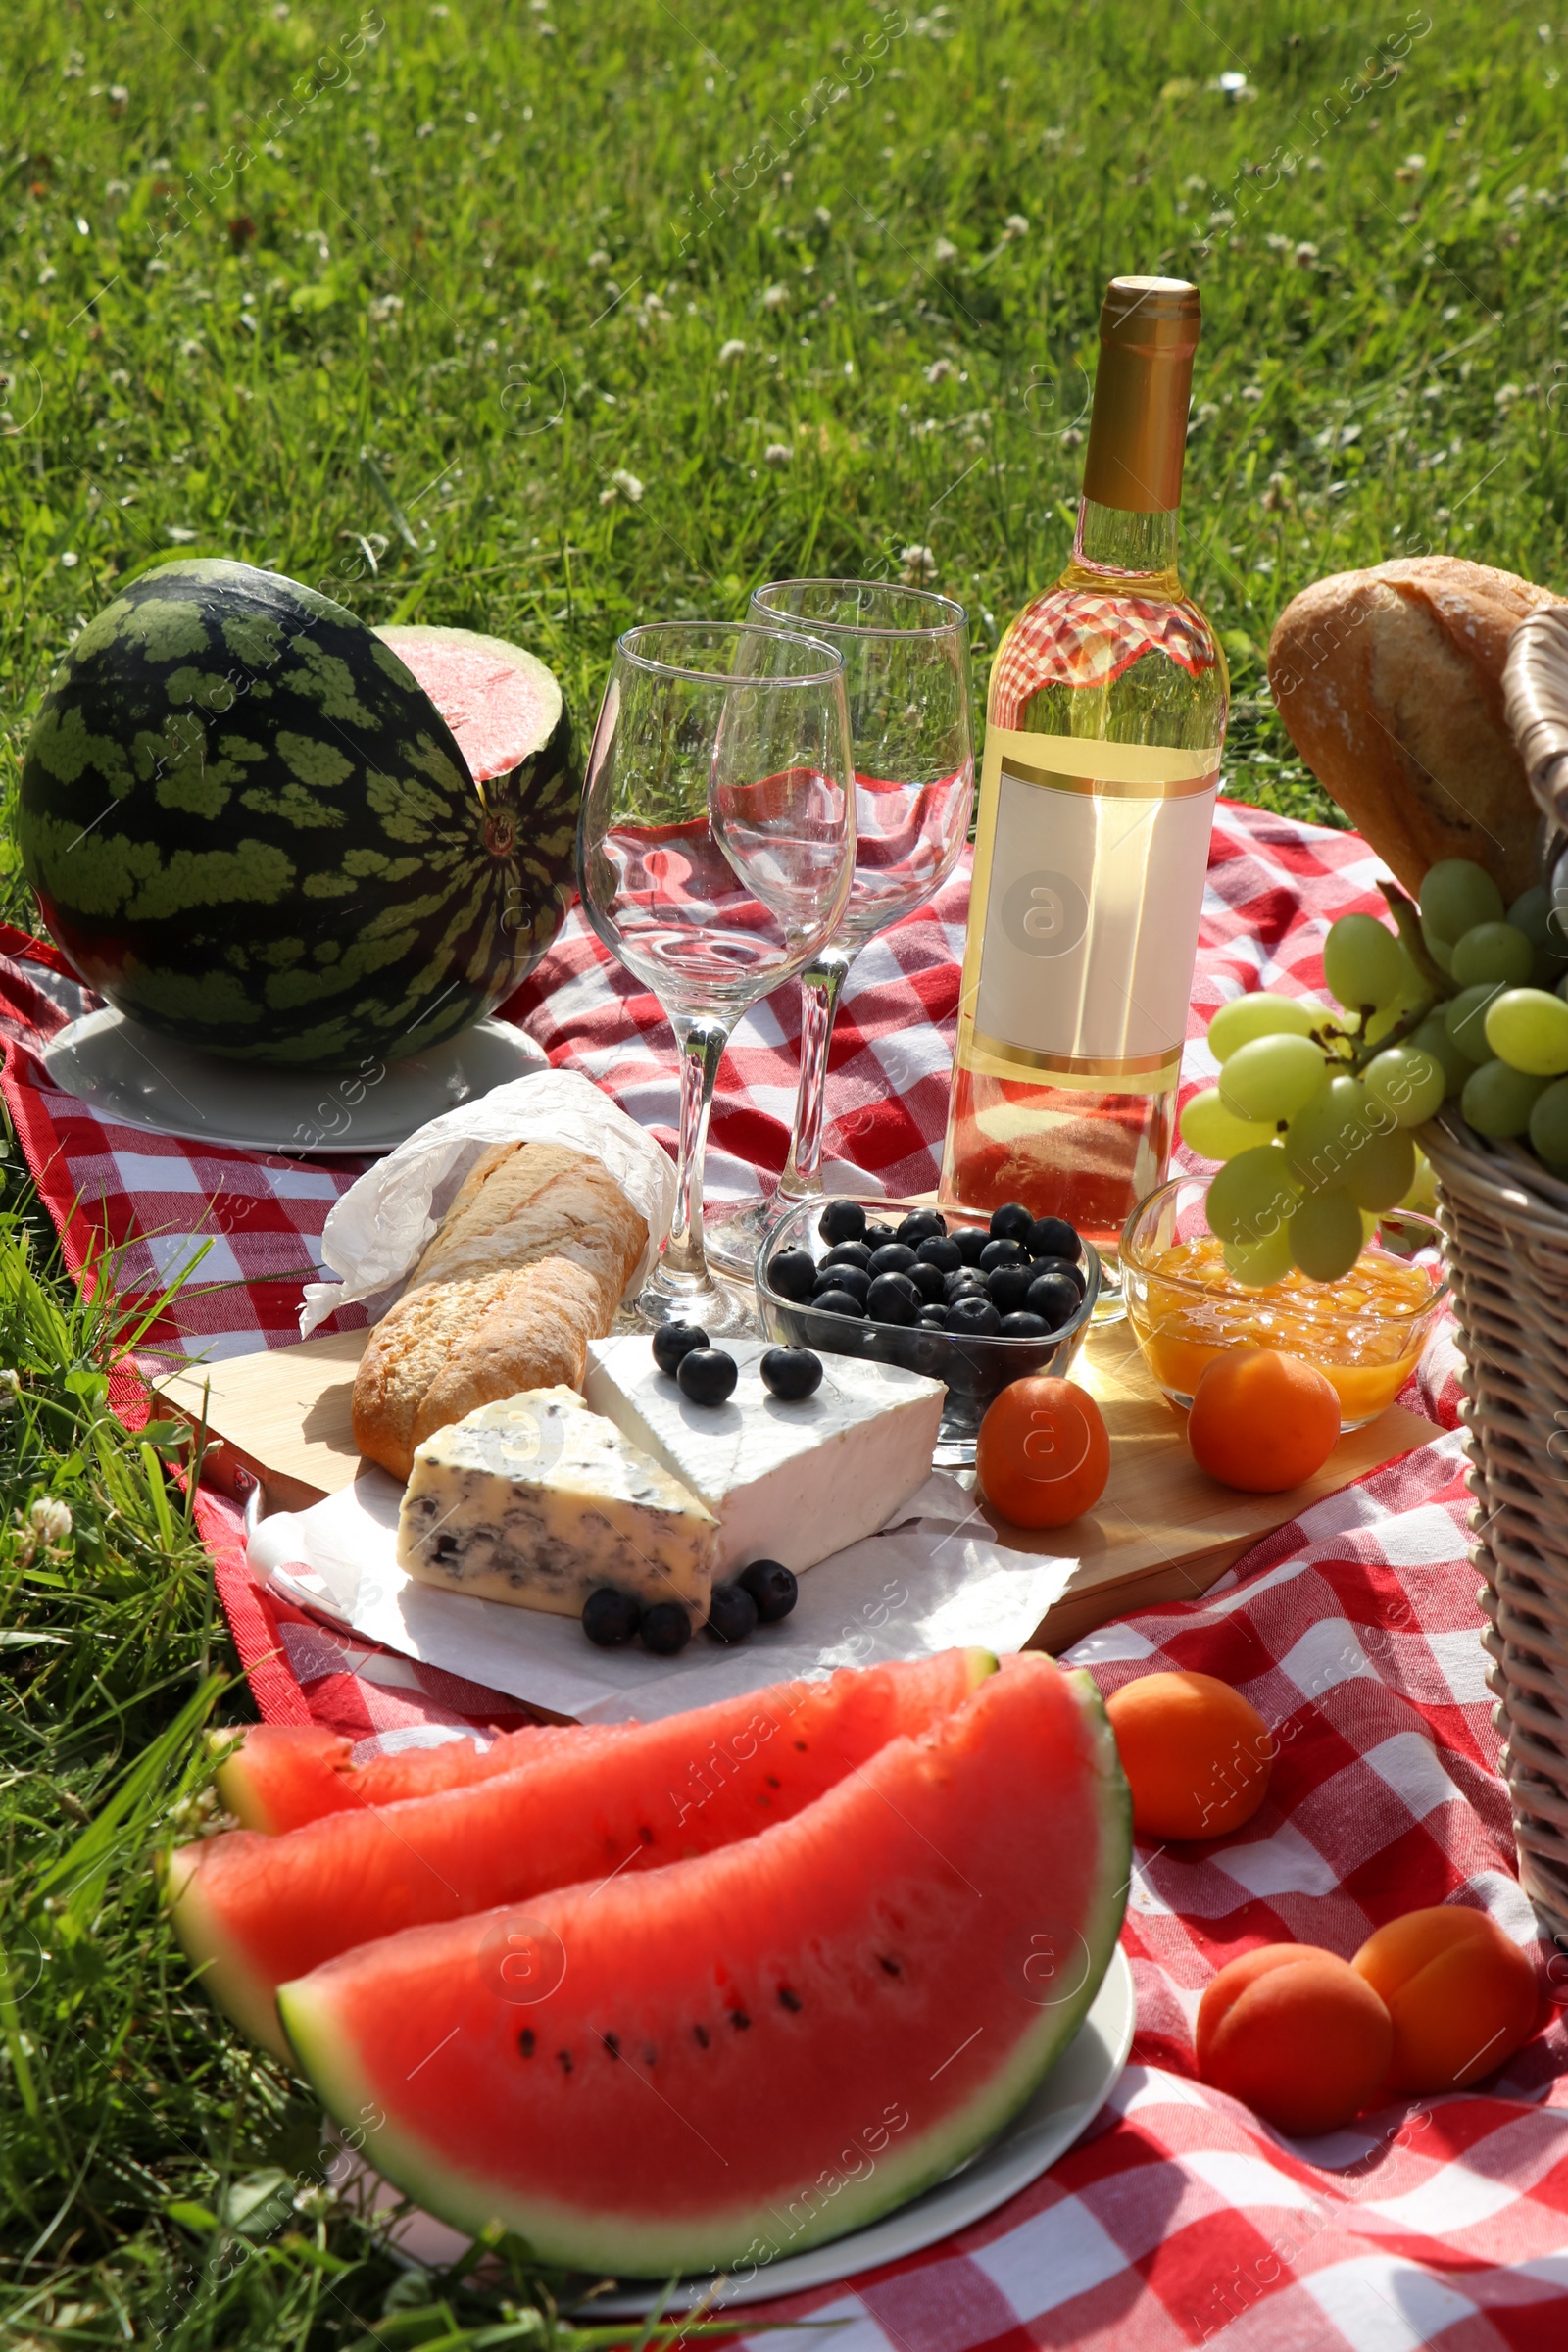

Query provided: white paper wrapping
[298,1069,677,1339]
[246,1470,1076,1725]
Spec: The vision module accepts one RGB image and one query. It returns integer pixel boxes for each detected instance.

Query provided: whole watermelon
[19,560,577,1067]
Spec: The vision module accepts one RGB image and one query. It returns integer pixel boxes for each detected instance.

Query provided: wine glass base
[702,1192,792,1281]
[629,1268,759,1340]
[1090,1256,1126,1326]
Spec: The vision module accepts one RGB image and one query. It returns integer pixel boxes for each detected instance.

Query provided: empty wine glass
[706,579,974,1278]
[577,621,856,1334]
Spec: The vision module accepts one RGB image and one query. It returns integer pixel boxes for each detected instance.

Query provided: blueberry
[738,1558,798,1622]
[640,1601,693,1655]
[989,1201,1035,1243]
[814,1264,869,1304]
[951,1224,990,1265]
[1026,1271,1083,1330]
[867,1242,918,1277]
[862,1222,899,1252]
[915,1234,962,1274]
[760,1346,823,1400]
[582,1588,641,1647]
[820,1239,872,1273]
[896,1208,947,1247]
[999,1310,1052,1339]
[767,1248,818,1303]
[652,1322,709,1376]
[676,1348,738,1405]
[917,1306,950,1329]
[979,1236,1028,1271]
[909,1260,947,1304]
[985,1264,1036,1315]
[1026,1214,1082,1264]
[945,1267,988,1298]
[1032,1254,1088,1298]
[705,1582,760,1644]
[946,1295,1003,1337]
[818,1199,867,1246]
[866,1271,920,1326]
[813,1287,865,1320]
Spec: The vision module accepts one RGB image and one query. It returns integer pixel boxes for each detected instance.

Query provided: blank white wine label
[965,729,1219,1079]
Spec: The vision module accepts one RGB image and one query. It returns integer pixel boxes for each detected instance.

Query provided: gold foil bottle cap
[1082,276,1201,515]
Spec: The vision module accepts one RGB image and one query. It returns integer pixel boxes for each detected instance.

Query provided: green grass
[1,1,1565,2341]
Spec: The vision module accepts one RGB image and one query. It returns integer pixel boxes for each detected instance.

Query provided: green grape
[1402,1147,1438,1213]
[1419,917,1456,976]
[1290,1186,1365,1282]
[1450,921,1535,989]
[1323,913,1410,1012]
[1205,1145,1301,1247]
[1362,1044,1447,1128]
[1410,1010,1477,1097]
[1217,1032,1331,1124]
[1419,858,1503,945]
[1282,1074,1390,1194]
[1508,884,1568,986]
[1206,992,1326,1062]
[1529,1077,1568,1171]
[1483,986,1568,1078]
[1343,1126,1416,1212]
[1444,981,1504,1060]
[1180,1089,1275,1161]
[1461,1057,1548,1139]
[1223,1228,1294,1289]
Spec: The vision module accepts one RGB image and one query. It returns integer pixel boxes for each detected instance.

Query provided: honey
[1127,1232,1440,1426]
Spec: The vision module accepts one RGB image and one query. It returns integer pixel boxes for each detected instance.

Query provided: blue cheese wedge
[396,1386,717,1620]
[583,1337,945,1578]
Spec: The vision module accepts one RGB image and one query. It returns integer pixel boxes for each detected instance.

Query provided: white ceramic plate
[39,1006,546,1156]
[360,1945,1135,2317]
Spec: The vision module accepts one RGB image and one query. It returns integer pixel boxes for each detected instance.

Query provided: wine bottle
[939,275,1228,1278]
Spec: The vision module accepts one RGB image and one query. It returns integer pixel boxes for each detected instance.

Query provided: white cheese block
[583,1337,945,1578]
[396,1386,717,1619]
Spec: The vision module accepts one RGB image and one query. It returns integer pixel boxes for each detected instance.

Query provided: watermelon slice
[378,624,564,791]
[169,1651,996,2060]
[279,1654,1131,2277]
[213,1721,593,1836]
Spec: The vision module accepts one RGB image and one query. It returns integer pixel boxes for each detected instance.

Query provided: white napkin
[299,1068,677,1338]
[246,1468,1075,1724]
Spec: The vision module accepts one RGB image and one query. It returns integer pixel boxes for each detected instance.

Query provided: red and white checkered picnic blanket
[11,797,1567,2350]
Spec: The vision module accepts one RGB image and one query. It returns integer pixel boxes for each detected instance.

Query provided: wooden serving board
[157,1323,1439,1654]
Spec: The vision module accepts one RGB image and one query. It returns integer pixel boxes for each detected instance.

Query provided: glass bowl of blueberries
[755,1194,1099,1462]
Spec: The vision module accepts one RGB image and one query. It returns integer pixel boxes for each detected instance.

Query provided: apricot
[1104,1669,1273,1841]
[1198,1943,1393,2135]
[1352,1907,1539,2093]
[1186,1347,1341,1494]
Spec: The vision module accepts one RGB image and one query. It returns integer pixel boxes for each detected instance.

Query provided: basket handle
[1503,604,1568,835]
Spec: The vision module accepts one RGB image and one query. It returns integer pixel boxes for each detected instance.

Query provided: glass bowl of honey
[1119,1177,1448,1429]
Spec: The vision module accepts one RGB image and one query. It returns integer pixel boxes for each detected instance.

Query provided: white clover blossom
[761,283,787,311]
[900,543,937,581]
[600,467,644,505]
[717,337,747,364]
[28,1497,73,1550]
[1003,213,1029,239]
[925,357,958,385]
[0,1369,20,1396]
[368,293,403,321]
[764,442,792,466]
[933,236,959,264]
[1294,241,1319,266]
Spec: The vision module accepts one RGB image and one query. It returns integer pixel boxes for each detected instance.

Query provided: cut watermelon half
[168,1650,996,2060]
[379,623,564,791]
[279,1654,1131,2278]
[213,1721,595,1837]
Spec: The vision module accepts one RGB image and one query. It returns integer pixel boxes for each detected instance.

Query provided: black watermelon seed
[730,2010,751,2031]
[794,1740,808,1752]
[558,2049,573,2074]
[603,2032,620,2059]
[878,1956,902,1977]
[765,1774,781,1788]
[694,2024,710,2049]
[778,1987,803,2012]
[519,2028,535,2057]
[642,2045,657,2065]
[638,1824,655,1844]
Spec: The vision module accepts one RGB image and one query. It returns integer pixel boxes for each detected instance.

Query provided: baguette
[1267,556,1559,902]
[352,1141,647,1480]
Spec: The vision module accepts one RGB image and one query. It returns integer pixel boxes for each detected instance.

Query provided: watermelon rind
[275,1658,1131,2278]
[160,1841,292,2060]
[19,560,578,1068]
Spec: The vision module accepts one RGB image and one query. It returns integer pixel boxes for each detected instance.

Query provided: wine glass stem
[664,1013,730,1282]
[779,945,857,1205]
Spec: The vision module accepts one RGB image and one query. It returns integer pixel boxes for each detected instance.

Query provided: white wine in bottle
[939,275,1228,1278]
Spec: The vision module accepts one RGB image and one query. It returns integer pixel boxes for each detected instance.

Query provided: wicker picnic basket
[1421,605,1568,1939]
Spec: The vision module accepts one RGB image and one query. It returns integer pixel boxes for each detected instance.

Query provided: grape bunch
[1181,858,1568,1289]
